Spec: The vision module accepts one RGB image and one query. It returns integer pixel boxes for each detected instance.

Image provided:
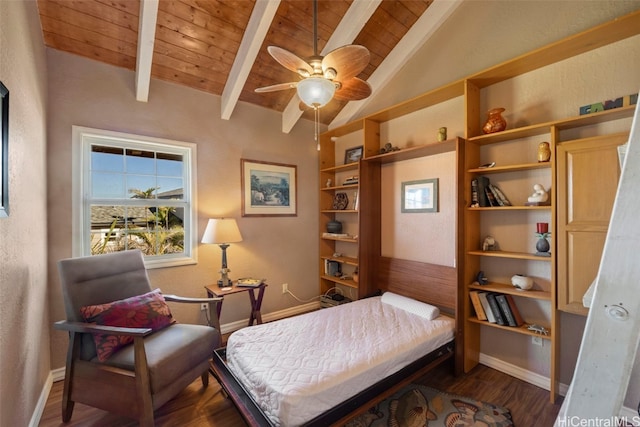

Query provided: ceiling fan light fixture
[297,77,336,108]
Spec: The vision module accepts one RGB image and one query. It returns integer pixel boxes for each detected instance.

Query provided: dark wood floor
[39,360,562,427]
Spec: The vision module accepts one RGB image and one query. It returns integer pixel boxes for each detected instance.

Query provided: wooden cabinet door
[556,133,627,315]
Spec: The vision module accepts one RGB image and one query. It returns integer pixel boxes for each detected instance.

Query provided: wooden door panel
[557,133,627,315]
[562,231,607,315]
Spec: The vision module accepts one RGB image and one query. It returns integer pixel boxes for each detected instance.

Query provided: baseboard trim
[479,353,637,421]
[219,301,319,335]
[28,371,53,427]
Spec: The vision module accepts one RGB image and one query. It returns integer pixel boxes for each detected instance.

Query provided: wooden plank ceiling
[37,0,434,126]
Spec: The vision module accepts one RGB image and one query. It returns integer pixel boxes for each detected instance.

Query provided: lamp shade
[201,218,243,244]
[297,77,336,108]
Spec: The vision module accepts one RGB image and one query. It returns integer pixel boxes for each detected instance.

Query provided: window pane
[126,149,155,174]
[157,177,183,199]
[91,172,125,198]
[157,153,183,177]
[127,175,157,199]
[91,145,124,172]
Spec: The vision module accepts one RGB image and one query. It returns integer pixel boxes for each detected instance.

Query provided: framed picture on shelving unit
[241,159,297,217]
[344,146,363,164]
[401,178,438,213]
[0,81,9,218]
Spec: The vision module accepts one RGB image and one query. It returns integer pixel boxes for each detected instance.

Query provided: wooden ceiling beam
[135,0,159,102]
[221,0,281,120]
[329,0,463,129]
[281,0,382,134]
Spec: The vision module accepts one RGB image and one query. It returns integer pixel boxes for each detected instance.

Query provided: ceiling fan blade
[322,45,370,81]
[254,82,298,93]
[334,77,372,101]
[267,46,313,76]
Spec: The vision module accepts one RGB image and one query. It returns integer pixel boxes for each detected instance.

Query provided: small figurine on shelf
[437,127,447,142]
[326,178,332,188]
[525,184,549,205]
[379,142,400,154]
[482,236,496,251]
[476,271,489,285]
[535,222,551,257]
[537,142,551,162]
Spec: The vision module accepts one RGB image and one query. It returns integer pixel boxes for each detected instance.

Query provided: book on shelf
[324,260,341,277]
[342,176,359,185]
[505,294,525,326]
[322,232,350,238]
[469,290,487,321]
[489,183,512,206]
[352,190,359,210]
[478,292,497,323]
[495,294,522,327]
[484,186,499,207]
[477,176,490,207]
[486,293,506,325]
[470,179,479,207]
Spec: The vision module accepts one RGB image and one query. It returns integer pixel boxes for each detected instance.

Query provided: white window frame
[72,126,198,268]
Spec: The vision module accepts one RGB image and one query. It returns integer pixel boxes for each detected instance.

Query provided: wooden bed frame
[210,256,461,426]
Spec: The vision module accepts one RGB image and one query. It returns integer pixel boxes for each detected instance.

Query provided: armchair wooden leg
[134,338,155,427]
[201,371,209,387]
[62,332,80,422]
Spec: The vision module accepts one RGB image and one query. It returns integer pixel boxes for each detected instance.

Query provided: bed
[211,257,461,426]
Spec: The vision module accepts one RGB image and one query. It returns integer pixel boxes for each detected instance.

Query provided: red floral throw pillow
[80,288,175,362]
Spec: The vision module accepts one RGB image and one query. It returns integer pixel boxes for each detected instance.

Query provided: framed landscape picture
[241,159,297,217]
[344,146,363,164]
[401,178,438,213]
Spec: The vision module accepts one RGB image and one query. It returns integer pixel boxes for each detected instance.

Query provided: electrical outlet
[532,336,543,346]
[282,283,288,294]
[200,303,208,311]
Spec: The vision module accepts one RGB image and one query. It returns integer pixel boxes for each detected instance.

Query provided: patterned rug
[346,384,513,427]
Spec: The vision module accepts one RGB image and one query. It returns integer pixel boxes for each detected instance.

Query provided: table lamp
[201,218,243,287]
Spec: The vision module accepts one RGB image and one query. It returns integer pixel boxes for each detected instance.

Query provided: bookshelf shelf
[321,255,358,266]
[322,183,359,191]
[468,317,552,340]
[320,275,358,289]
[467,205,551,211]
[467,250,553,261]
[467,162,550,174]
[469,282,551,300]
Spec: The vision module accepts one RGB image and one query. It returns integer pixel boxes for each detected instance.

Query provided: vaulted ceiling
[36,0,462,131]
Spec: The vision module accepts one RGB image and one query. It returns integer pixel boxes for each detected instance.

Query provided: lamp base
[217,278,232,288]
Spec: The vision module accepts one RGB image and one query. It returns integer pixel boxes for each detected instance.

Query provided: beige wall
[2,1,640,424]
[46,49,320,370]
[0,0,49,425]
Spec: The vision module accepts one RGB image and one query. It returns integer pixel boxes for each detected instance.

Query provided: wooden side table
[205,282,267,326]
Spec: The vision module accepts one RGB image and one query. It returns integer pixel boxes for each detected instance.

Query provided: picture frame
[241,159,297,217]
[0,81,9,218]
[344,145,363,164]
[401,178,438,213]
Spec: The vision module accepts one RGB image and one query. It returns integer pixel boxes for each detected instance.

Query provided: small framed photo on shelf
[241,159,297,217]
[344,146,363,164]
[401,178,438,213]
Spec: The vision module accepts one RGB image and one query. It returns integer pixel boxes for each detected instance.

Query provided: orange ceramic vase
[482,108,507,134]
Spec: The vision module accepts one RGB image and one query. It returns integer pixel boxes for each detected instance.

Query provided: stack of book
[469,290,524,327]
[342,176,359,185]
[470,177,511,207]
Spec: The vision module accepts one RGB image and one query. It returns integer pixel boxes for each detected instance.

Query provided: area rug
[346,384,514,427]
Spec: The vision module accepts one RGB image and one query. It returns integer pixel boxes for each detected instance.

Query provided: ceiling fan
[254,0,372,110]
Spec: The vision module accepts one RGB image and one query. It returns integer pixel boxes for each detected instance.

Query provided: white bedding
[226,294,455,426]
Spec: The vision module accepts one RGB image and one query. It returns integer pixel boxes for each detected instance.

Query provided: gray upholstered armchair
[54,250,222,426]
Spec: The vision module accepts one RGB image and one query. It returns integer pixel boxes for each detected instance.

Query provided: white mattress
[226,295,455,426]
